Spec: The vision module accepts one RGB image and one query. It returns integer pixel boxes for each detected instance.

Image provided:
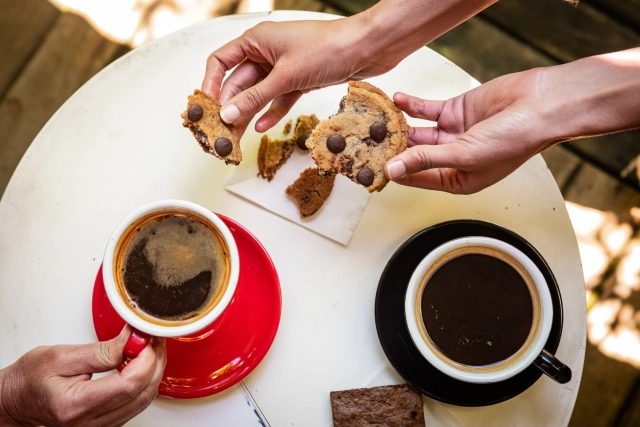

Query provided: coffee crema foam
[140,217,222,288]
[120,214,228,322]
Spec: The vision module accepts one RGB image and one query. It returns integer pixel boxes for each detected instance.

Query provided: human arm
[384,47,640,194]
[0,326,166,426]
[202,0,497,134]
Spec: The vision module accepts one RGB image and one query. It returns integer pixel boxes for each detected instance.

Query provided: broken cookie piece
[293,114,320,151]
[330,384,424,427]
[306,81,408,192]
[181,89,241,165]
[283,119,293,135]
[257,135,295,181]
[286,168,336,218]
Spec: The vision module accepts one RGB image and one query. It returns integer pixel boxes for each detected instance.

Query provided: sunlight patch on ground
[571,200,640,368]
[48,0,274,46]
[565,202,631,289]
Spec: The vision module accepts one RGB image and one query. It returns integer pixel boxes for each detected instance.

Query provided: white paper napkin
[225,125,371,246]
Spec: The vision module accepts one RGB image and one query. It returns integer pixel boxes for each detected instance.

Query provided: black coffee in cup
[113,210,230,324]
[416,246,539,368]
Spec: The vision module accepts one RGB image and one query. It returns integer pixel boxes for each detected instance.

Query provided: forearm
[535,47,640,146]
[357,0,497,63]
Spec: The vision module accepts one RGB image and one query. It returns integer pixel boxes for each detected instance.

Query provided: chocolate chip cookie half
[181,89,241,165]
[305,81,408,192]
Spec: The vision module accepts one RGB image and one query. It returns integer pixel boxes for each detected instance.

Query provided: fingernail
[387,161,406,180]
[220,104,240,124]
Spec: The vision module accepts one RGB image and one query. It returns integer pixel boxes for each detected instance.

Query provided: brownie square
[330,384,424,427]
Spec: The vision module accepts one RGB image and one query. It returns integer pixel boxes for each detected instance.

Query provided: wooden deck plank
[566,132,640,190]
[322,5,344,15]
[322,0,375,15]
[428,16,555,84]
[569,342,640,427]
[586,0,640,31]
[540,145,583,191]
[0,0,59,99]
[274,0,324,12]
[481,0,640,63]
[0,12,121,197]
[562,161,640,224]
[607,283,640,425]
[616,377,640,426]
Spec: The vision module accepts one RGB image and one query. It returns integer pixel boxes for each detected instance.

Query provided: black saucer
[375,220,563,407]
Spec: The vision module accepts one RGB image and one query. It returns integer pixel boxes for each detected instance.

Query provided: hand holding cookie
[386,50,640,195]
[201,0,492,137]
[201,18,379,136]
[384,86,540,194]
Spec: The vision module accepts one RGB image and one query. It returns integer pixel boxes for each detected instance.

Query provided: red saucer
[92,215,281,399]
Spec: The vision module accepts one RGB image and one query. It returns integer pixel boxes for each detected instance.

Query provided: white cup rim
[404,237,553,383]
[103,200,240,337]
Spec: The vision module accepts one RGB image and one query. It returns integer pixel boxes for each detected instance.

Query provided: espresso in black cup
[420,251,534,367]
[113,209,231,325]
[414,245,541,373]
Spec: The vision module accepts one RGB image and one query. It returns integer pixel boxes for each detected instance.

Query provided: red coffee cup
[102,200,240,363]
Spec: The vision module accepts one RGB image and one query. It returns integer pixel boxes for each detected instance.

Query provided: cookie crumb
[286,168,335,218]
[293,114,320,151]
[257,135,295,181]
[283,119,293,135]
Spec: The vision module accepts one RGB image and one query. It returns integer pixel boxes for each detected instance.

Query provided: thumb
[220,68,290,125]
[56,325,132,376]
[385,143,468,180]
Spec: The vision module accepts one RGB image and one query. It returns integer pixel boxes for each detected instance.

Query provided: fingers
[385,144,470,181]
[255,91,304,132]
[384,143,492,194]
[202,38,251,99]
[394,92,445,121]
[52,325,131,376]
[220,66,291,125]
[408,126,439,147]
[90,338,167,427]
[67,337,164,418]
[219,60,268,105]
[393,168,489,194]
[391,168,462,193]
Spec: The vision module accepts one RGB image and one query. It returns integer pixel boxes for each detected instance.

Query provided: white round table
[0,11,585,427]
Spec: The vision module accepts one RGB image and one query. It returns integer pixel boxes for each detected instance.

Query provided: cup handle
[533,349,572,384]
[120,328,152,370]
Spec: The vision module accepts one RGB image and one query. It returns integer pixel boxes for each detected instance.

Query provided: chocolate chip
[370,122,387,142]
[296,134,310,151]
[188,104,203,122]
[356,167,374,187]
[214,137,233,157]
[327,134,346,153]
